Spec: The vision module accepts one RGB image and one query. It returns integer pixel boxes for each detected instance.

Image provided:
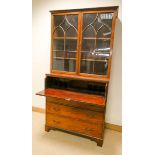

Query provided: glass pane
[66,15,78,37]
[53,51,64,58]
[66,26,77,37]
[54,15,64,27]
[53,58,76,72]
[66,39,77,51]
[96,40,110,52]
[80,60,108,75]
[83,14,97,38]
[64,59,76,72]
[97,13,113,38]
[53,15,64,37]
[82,39,95,51]
[53,15,78,37]
[81,39,110,60]
[92,17,102,31]
[83,14,97,29]
[81,51,110,61]
[52,14,78,72]
[64,51,76,59]
[53,39,64,51]
[96,26,111,38]
[94,61,108,75]
[83,26,96,38]
[53,59,65,71]
[82,13,113,38]
[54,27,64,37]
[80,12,113,75]
[66,15,78,29]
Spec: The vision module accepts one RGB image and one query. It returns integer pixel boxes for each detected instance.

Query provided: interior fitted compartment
[45,76,106,96]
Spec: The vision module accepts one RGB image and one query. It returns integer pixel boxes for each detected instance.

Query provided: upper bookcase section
[49,6,119,82]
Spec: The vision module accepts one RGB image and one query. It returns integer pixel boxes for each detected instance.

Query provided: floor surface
[32,112,122,155]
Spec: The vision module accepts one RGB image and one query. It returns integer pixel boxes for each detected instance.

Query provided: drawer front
[46,113,103,138]
[46,102,103,123]
[46,96,104,112]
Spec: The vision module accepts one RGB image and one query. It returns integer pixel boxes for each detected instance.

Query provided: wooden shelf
[53,57,76,60]
[83,37,110,40]
[36,88,105,106]
[54,57,108,62]
[81,51,110,54]
[54,37,110,40]
[46,73,109,83]
[53,50,76,52]
[54,37,77,39]
[53,50,64,52]
[81,59,107,62]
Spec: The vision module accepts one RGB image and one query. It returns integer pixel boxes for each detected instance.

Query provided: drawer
[46,96,104,112]
[46,102,103,124]
[46,113,103,138]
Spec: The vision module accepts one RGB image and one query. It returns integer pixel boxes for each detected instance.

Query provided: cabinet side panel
[107,11,118,77]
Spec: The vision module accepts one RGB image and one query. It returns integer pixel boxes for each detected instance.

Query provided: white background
[0,0,155,155]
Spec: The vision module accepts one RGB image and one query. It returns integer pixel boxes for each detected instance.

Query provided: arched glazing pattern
[52,14,78,72]
[80,13,113,75]
[82,13,112,38]
[53,15,78,37]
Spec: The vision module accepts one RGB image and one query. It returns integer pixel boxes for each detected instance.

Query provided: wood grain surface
[37,88,105,106]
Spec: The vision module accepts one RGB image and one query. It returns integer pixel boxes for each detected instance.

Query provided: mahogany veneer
[46,102,104,123]
[37,88,105,106]
[46,113,103,138]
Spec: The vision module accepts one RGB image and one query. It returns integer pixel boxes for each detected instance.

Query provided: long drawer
[46,96,104,112]
[46,102,103,124]
[46,113,103,138]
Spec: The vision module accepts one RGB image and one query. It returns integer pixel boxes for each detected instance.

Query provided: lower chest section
[45,98,104,138]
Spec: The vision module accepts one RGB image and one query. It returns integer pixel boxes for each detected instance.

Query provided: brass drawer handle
[85,127,94,132]
[53,120,60,124]
[88,113,96,118]
[52,107,60,112]
[65,98,71,101]
[48,107,60,112]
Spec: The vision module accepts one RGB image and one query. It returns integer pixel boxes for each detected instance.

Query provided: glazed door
[80,12,113,76]
[52,14,79,73]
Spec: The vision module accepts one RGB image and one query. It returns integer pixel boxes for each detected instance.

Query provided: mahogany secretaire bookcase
[37,6,119,147]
